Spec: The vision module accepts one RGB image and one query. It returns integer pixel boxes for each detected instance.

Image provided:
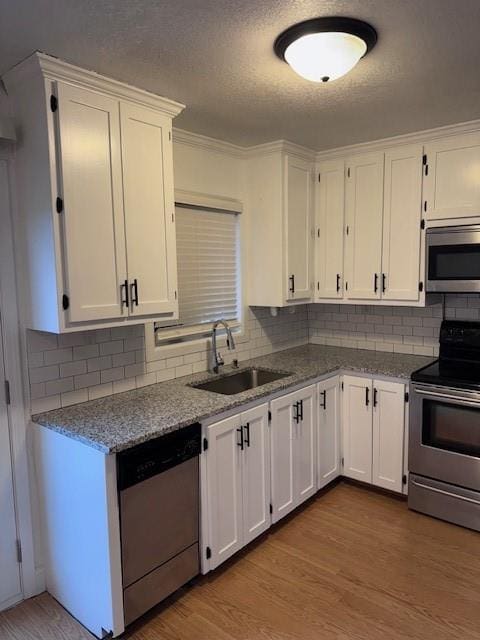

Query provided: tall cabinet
[248,143,314,307]
[3,52,184,333]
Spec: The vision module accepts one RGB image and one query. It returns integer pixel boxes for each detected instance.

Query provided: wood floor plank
[1,482,479,640]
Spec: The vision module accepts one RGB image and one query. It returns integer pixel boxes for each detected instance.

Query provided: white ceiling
[1,0,480,150]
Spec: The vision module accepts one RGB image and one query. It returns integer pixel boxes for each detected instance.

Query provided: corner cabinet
[248,145,314,307]
[3,52,184,333]
[315,160,345,300]
[317,376,341,489]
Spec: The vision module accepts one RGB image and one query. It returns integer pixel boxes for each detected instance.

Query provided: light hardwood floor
[2,482,480,640]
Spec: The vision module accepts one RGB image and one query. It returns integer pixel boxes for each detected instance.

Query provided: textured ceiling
[1,0,480,150]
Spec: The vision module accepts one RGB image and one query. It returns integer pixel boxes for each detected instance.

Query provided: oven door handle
[411,479,480,507]
[414,388,480,407]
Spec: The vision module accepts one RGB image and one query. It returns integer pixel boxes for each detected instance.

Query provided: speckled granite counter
[32,344,434,454]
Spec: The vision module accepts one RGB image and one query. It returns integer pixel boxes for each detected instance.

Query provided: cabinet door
[372,380,405,493]
[424,132,480,220]
[270,391,296,523]
[294,385,317,505]
[345,153,384,300]
[382,145,423,301]
[285,155,313,301]
[56,82,127,322]
[205,414,243,570]
[316,160,345,299]
[120,102,178,317]
[0,327,21,611]
[317,377,341,489]
[241,404,271,545]
[342,376,373,483]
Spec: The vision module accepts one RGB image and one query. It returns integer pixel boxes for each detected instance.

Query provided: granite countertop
[32,344,435,454]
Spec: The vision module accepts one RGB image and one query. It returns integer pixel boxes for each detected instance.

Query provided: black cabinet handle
[298,399,304,421]
[382,273,386,293]
[121,280,129,309]
[289,274,295,294]
[336,274,341,293]
[320,390,326,410]
[373,387,378,407]
[130,278,139,307]
[237,426,244,450]
[366,386,370,406]
[374,273,378,293]
[244,423,250,447]
[293,402,299,423]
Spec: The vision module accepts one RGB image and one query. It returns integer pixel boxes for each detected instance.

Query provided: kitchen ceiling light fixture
[274,17,377,83]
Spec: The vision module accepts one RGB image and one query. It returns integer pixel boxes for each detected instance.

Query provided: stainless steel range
[409,320,480,531]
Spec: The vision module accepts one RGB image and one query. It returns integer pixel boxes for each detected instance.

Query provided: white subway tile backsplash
[60,360,87,378]
[44,347,73,366]
[73,344,99,360]
[30,365,60,384]
[74,371,101,390]
[45,377,74,396]
[27,306,306,413]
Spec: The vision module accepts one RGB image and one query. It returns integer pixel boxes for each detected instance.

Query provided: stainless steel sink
[192,367,291,395]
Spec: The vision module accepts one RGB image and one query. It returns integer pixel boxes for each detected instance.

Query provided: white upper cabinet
[424,132,480,220]
[56,83,127,323]
[247,145,314,307]
[344,152,384,300]
[3,53,184,333]
[286,155,314,301]
[381,145,423,301]
[120,102,177,317]
[315,160,345,299]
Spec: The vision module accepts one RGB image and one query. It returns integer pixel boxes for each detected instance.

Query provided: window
[155,198,242,344]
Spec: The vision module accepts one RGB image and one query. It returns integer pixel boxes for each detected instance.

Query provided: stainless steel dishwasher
[117,423,201,626]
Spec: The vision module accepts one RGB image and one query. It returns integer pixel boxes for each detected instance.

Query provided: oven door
[410,384,480,491]
[426,226,480,292]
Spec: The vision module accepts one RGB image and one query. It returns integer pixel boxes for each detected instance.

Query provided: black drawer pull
[374,273,378,293]
[130,278,139,307]
[289,274,295,294]
[336,274,341,293]
[373,387,378,407]
[321,390,326,409]
[366,386,370,406]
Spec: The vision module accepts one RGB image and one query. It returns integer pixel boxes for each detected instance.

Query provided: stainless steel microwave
[426,225,480,293]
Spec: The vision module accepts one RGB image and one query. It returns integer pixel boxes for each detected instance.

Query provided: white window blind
[175,204,241,329]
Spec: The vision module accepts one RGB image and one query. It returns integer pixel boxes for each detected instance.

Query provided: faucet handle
[216,352,224,366]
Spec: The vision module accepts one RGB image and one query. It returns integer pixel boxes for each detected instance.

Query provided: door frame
[0,146,39,601]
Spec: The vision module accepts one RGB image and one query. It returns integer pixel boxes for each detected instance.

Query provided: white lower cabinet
[317,376,341,489]
[372,380,406,493]
[270,385,317,523]
[202,374,407,574]
[342,375,406,491]
[203,403,270,571]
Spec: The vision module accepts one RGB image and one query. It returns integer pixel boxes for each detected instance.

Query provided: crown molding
[244,139,316,161]
[3,52,185,119]
[315,118,480,161]
[172,128,245,157]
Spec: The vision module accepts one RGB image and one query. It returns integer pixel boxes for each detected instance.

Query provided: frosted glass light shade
[284,32,367,83]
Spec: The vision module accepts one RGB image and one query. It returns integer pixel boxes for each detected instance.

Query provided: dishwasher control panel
[117,423,201,490]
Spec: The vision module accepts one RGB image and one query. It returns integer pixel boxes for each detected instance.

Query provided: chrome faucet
[211,319,236,374]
